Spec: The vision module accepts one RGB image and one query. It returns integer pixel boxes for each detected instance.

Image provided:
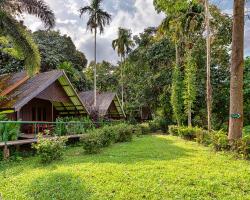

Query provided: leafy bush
[178,126,200,140]
[81,123,136,154]
[239,136,250,159]
[32,135,66,163]
[54,116,95,136]
[98,126,116,147]
[195,129,212,146]
[211,130,230,151]
[132,124,143,136]
[231,136,250,159]
[139,123,151,135]
[243,126,250,136]
[113,123,134,143]
[149,117,168,133]
[0,114,20,141]
[168,125,179,136]
[81,133,102,154]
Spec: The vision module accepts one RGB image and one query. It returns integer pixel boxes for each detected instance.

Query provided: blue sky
[23,0,250,64]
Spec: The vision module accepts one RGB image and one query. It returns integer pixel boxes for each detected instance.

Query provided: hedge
[168,125,250,160]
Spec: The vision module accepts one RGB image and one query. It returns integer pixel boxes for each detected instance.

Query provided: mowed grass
[1,135,250,200]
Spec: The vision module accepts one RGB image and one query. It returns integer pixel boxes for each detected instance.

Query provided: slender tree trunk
[175,41,179,67]
[228,0,245,140]
[205,0,212,132]
[94,27,97,107]
[175,41,181,127]
[188,102,192,127]
[121,55,124,109]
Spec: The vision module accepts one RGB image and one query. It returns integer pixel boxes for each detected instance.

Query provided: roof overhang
[53,71,89,115]
[113,94,126,118]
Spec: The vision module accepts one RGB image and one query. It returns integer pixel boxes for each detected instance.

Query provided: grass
[1,135,250,200]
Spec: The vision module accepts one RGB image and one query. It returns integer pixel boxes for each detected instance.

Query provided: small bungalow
[78,91,126,120]
[0,70,89,122]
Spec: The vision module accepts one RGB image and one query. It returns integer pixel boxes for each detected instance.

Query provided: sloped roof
[79,91,125,118]
[0,70,88,115]
[0,71,27,93]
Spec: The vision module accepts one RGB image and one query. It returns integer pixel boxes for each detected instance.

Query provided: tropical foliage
[0,0,55,74]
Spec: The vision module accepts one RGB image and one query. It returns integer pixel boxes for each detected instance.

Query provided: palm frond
[96,9,111,33]
[4,0,55,29]
[112,39,118,50]
[79,6,93,17]
[79,0,111,35]
[0,12,41,75]
[112,27,134,58]
[86,14,96,32]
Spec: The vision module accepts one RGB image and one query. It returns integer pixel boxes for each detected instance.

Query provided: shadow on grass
[64,135,197,165]
[26,172,90,200]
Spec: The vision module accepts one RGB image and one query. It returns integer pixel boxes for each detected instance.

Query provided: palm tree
[79,0,111,107]
[228,0,245,140]
[112,27,134,109]
[0,0,55,75]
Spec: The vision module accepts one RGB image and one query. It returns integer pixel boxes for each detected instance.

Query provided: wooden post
[51,102,54,122]
[3,145,10,160]
[16,110,20,120]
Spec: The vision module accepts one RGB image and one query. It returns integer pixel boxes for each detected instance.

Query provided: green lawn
[1,135,250,200]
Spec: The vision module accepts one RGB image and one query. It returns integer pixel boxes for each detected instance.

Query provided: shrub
[196,129,212,146]
[149,117,168,133]
[240,136,250,159]
[178,126,199,140]
[98,126,116,147]
[132,125,143,136]
[81,133,102,154]
[243,126,250,136]
[54,116,95,136]
[0,114,20,141]
[168,125,179,136]
[139,123,151,135]
[81,123,136,154]
[32,135,66,163]
[113,123,134,143]
[231,136,250,159]
[211,130,230,151]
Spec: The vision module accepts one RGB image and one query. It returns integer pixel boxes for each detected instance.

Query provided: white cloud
[22,0,250,63]
[22,0,164,64]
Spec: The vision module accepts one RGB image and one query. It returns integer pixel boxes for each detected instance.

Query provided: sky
[23,0,250,64]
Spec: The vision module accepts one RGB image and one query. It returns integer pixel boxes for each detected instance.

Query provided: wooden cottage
[0,70,88,121]
[78,91,126,120]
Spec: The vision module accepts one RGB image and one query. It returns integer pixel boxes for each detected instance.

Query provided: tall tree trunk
[228,0,245,140]
[121,55,124,109]
[175,41,179,67]
[188,102,192,127]
[175,41,181,127]
[94,26,97,107]
[205,0,212,132]
[176,41,180,127]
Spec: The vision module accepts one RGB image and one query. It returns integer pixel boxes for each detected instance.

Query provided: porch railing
[0,120,121,143]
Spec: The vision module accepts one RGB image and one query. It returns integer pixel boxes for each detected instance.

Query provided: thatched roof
[79,91,126,118]
[0,70,88,115]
